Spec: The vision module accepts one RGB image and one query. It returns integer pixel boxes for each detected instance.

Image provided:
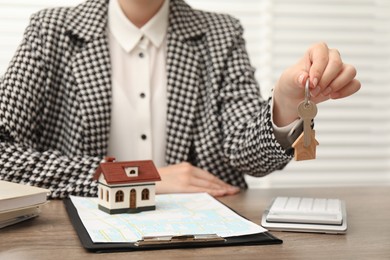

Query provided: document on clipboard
[64,193,282,252]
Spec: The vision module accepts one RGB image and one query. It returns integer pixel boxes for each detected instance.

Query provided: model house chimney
[103,157,116,163]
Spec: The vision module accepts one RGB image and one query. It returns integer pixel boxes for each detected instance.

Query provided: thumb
[298,71,323,99]
[297,71,310,89]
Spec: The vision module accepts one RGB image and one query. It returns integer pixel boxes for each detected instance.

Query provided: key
[297,101,317,147]
[292,78,319,160]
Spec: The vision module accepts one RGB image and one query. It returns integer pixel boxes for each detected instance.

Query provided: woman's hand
[156,162,240,197]
[273,42,361,127]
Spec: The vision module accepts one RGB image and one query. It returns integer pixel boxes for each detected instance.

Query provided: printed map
[70,193,266,242]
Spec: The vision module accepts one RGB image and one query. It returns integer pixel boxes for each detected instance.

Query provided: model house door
[130,189,136,208]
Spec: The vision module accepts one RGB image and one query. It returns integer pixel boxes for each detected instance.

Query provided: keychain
[292,78,319,160]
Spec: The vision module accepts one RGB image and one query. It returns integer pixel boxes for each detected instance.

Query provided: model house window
[115,190,124,202]
[124,167,139,177]
[100,188,103,199]
[142,189,149,200]
[106,190,109,202]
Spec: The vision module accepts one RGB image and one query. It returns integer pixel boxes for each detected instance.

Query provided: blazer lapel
[165,0,206,164]
[68,0,112,156]
[72,37,112,156]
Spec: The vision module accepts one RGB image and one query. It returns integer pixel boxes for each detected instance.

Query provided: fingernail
[311,86,321,97]
[313,78,319,88]
[323,87,332,96]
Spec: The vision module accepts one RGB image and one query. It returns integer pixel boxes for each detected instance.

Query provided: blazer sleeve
[221,20,293,177]
[0,13,100,199]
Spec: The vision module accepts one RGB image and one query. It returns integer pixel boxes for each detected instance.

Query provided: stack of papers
[0,180,50,228]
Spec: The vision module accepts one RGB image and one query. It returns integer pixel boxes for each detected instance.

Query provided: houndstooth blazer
[0,0,292,198]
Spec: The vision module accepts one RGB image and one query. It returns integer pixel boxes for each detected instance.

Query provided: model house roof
[93,159,161,185]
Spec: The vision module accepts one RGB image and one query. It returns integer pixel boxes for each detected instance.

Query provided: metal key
[298,101,317,147]
[297,79,317,147]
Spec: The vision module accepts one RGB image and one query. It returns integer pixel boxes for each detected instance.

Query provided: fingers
[307,42,329,89]
[156,162,240,197]
[330,79,361,99]
[305,42,360,100]
[189,175,239,196]
[180,185,234,197]
[275,42,360,125]
[186,166,240,196]
[191,167,233,189]
[323,64,358,97]
[317,49,343,94]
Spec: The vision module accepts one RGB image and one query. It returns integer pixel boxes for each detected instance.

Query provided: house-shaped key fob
[292,130,319,161]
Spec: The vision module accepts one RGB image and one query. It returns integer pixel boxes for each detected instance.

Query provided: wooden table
[1,187,389,260]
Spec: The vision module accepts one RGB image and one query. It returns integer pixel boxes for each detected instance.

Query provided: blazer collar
[65,0,109,43]
[168,0,207,41]
[65,0,206,43]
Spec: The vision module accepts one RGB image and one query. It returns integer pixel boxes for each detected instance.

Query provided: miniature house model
[93,158,161,214]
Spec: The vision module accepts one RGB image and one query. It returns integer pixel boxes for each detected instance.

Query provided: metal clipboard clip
[135,234,226,247]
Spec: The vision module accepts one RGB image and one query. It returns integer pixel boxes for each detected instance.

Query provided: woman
[0,0,360,198]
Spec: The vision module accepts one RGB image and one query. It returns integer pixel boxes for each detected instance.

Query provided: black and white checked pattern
[0,0,292,198]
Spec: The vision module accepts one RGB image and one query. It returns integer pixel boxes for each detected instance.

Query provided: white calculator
[261,197,347,234]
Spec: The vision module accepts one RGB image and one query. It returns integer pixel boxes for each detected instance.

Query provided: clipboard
[64,198,282,252]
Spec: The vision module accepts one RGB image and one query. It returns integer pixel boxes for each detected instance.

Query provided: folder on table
[64,194,282,252]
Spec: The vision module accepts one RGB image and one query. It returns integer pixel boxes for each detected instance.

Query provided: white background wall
[1,0,389,188]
